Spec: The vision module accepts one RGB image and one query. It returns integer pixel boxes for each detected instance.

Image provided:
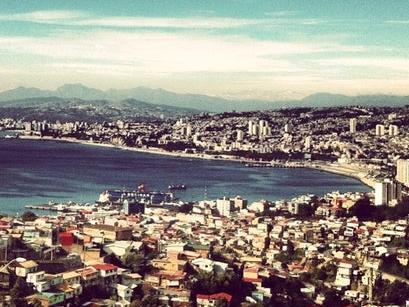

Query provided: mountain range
[0,96,198,122]
[1,83,409,115]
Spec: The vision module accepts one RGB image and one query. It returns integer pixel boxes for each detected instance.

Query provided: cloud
[385,20,409,24]
[315,57,409,72]
[0,10,260,29]
[0,30,364,75]
[0,10,86,23]
[0,10,328,29]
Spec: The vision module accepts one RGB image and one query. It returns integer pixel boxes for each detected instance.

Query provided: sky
[0,0,409,100]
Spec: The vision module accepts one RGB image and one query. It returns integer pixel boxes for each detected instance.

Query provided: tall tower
[375,124,385,136]
[350,118,357,134]
[396,159,409,186]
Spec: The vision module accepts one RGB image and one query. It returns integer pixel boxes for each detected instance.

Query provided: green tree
[323,289,350,307]
[122,251,150,275]
[141,290,163,307]
[20,211,38,222]
[10,277,34,306]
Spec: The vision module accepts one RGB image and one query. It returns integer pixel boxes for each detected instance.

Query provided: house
[334,260,356,288]
[76,266,100,288]
[151,257,186,272]
[115,283,133,302]
[93,263,118,278]
[196,292,232,307]
[120,272,142,287]
[28,291,65,307]
[15,260,38,277]
[191,258,228,273]
[62,271,81,286]
[83,224,133,242]
[0,266,10,290]
[103,241,143,260]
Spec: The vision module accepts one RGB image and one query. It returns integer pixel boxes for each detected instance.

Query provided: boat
[168,184,187,190]
[4,134,18,139]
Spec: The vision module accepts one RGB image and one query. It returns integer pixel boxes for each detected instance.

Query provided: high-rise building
[304,136,312,150]
[388,113,397,121]
[396,159,409,186]
[284,123,292,133]
[186,124,192,137]
[236,130,244,142]
[216,197,234,217]
[248,120,254,134]
[261,126,271,137]
[350,118,357,134]
[375,124,385,136]
[251,124,259,136]
[374,179,402,206]
[123,200,145,215]
[389,125,399,137]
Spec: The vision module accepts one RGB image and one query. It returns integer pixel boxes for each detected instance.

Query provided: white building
[248,120,254,134]
[216,197,234,217]
[389,124,399,137]
[236,130,244,142]
[304,136,312,150]
[375,124,385,136]
[374,179,402,206]
[396,159,409,186]
[350,118,357,134]
[186,124,192,137]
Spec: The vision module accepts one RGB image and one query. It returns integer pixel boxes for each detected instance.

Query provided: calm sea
[0,138,370,214]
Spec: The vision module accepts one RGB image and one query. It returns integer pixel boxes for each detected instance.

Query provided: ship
[98,189,174,205]
[3,134,18,139]
[168,184,187,190]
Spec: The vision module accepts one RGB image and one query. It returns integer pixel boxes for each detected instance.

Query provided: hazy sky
[1,0,409,100]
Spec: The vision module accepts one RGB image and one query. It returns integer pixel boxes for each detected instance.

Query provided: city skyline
[1,1,409,100]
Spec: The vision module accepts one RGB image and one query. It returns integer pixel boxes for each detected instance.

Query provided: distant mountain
[300,93,409,108]
[55,83,106,100]
[1,84,409,113]
[0,86,53,101]
[0,97,198,122]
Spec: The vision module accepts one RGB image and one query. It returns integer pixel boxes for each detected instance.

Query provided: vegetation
[263,275,312,306]
[188,270,253,306]
[274,241,304,264]
[374,278,409,305]
[322,289,350,307]
[350,196,409,221]
[10,277,34,306]
[20,211,38,222]
[140,290,164,307]
[122,251,151,275]
[380,254,409,279]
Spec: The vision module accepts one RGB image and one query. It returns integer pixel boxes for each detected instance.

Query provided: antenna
[204,185,208,200]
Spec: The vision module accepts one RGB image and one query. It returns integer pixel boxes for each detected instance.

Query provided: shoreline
[17,135,375,189]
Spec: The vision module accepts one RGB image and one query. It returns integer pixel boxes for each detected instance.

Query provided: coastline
[18,135,375,189]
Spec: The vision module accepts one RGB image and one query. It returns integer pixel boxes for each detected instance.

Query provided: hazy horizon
[1,1,409,100]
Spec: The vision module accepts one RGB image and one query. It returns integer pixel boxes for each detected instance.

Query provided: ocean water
[0,138,370,214]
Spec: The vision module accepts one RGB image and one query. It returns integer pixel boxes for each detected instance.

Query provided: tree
[20,211,38,222]
[350,197,372,220]
[377,280,409,305]
[10,277,34,306]
[141,290,163,307]
[28,298,42,307]
[323,289,350,307]
[122,251,150,275]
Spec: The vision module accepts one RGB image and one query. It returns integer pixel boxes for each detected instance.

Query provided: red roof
[243,277,262,283]
[93,263,118,271]
[197,292,232,303]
